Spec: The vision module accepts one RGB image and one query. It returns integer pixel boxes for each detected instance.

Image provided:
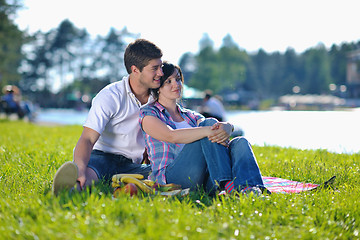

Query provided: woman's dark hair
[151,61,184,100]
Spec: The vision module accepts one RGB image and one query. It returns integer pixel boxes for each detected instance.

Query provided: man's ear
[131,65,140,74]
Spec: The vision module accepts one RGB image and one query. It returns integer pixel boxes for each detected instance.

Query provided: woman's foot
[238,186,263,196]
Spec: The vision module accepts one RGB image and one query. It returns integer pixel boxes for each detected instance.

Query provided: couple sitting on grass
[53,39,269,196]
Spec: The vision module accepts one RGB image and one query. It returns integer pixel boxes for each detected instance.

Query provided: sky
[14,0,360,64]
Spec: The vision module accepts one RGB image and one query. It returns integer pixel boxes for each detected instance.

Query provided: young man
[52,39,164,195]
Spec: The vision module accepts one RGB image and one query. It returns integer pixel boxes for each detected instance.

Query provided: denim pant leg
[229,137,264,189]
[165,141,208,190]
[88,150,151,182]
[166,118,232,191]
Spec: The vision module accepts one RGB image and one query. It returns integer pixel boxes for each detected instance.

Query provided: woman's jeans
[165,118,264,192]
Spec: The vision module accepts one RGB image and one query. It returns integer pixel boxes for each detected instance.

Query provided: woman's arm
[197,119,233,145]
[142,115,212,144]
[208,122,233,144]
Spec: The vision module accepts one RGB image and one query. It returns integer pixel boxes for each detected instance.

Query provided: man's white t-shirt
[84,76,154,164]
[205,97,226,119]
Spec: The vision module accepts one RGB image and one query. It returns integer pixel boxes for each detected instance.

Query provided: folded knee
[199,118,218,127]
[229,137,250,149]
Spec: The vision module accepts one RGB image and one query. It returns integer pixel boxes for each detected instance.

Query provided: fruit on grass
[161,183,182,191]
[151,182,161,190]
[142,179,155,187]
[122,183,139,196]
[112,173,144,183]
[111,181,123,188]
[113,183,139,197]
[113,187,122,198]
[120,176,153,193]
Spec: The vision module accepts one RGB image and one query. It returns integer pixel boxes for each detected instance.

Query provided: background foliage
[1,1,360,108]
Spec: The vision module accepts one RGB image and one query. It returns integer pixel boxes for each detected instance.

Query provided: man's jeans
[88,150,151,182]
[165,118,264,192]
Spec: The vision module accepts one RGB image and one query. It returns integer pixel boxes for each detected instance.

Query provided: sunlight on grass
[0,121,359,239]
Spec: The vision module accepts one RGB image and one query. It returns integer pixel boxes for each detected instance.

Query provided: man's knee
[85,167,98,186]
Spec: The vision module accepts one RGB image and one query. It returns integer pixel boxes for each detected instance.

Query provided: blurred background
[1,0,360,154]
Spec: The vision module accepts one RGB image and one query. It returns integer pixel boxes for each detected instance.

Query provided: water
[227,110,360,154]
[37,108,89,125]
[36,108,360,154]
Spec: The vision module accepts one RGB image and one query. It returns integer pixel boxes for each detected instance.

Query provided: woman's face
[158,68,182,101]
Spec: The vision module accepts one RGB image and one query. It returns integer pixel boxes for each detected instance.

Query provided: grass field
[0,120,359,239]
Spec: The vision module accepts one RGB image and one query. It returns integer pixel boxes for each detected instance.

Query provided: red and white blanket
[263,176,335,193]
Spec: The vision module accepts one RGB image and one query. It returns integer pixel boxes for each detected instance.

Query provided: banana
[112,173,144,183]
[161,183,182,191]
[142,179,156,187]
[111,181,123,188]
[120,176,153,194]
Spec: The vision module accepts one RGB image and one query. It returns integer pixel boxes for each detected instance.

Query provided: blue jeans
[88,150,151,182]
[165,118,264,192]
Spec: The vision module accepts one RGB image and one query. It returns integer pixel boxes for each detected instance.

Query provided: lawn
[0,120,359,239]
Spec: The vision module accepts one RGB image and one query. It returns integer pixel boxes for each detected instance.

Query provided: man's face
[138,58,163,89]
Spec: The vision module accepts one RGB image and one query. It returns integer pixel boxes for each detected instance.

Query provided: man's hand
[76,176,85,191]
[208,122,233,146]
[142,149,150,164]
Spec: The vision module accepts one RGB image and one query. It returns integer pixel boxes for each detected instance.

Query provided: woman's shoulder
[141,102,157,112]
[178,104,202,116]
[140,103,162,117]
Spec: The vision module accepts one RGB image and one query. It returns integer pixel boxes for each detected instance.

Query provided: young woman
[139,62,267,195]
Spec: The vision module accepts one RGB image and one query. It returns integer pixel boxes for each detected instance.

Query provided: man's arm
[73,127,100,187]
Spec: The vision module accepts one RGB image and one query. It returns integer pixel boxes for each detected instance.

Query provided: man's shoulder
[96,77,129,97]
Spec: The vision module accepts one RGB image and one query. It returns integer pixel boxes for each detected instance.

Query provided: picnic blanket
[263,176,336,193]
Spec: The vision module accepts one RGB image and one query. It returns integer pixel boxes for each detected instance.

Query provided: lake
[227,110,360,154]
[36,108,360,154]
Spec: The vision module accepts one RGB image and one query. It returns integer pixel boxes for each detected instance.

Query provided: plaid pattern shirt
[139,102,204,184]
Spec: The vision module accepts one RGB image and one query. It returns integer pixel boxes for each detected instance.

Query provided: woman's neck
[158,98,183,122]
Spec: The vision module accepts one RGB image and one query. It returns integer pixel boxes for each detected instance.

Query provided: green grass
[0,120,359,239]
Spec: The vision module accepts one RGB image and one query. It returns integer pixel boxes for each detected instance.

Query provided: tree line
[179,33,359,106]
[1,1,360,108]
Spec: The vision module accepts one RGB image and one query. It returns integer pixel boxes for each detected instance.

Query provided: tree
[199,33,214,51]
[218,34,248,93]
[0,0,24,88]
[178,52,196,84]
[302,44,332,94]
[249,49,273,97]
[20,31,54,92]
[49,19,83,92]
[329,43,349,86]
[282,48,302,94]
[93,27,135,82]
[189,41,220,91]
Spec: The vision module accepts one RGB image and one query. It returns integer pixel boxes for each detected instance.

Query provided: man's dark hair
[124,39,163,74]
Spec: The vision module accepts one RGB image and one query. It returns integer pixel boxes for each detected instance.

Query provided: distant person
[201,90,226,121]
[1,85,33,120]
[52,39,164,195]
[140,62,267,195]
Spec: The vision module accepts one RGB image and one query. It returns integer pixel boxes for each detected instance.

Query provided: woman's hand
[208,122,233,145]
